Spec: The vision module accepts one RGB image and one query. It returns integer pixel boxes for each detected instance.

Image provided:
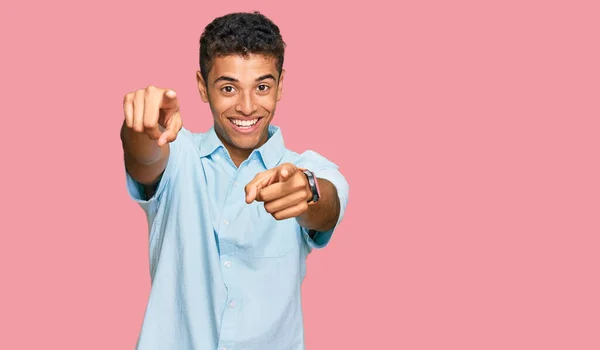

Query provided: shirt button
[223,219,229,225]
[214,155,220,160]
[229,300,236,308]
[224,261,231,268]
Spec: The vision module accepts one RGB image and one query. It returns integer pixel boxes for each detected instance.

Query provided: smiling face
[197,53,284,165]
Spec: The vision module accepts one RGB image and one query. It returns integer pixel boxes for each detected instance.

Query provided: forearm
[121,121,165,163]
[121,121,169,185]
[296,178,340,232]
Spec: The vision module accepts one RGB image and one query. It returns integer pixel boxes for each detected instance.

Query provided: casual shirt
[125,124,349,349]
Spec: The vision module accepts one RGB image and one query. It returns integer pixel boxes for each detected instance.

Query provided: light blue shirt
[125,124,349,350]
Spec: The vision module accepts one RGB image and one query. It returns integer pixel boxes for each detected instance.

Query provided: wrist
[299,168,321,204]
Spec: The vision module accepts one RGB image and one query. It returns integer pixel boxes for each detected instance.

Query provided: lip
[228,117,263,134]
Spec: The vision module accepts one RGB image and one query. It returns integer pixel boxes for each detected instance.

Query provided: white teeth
[231,118,258,128]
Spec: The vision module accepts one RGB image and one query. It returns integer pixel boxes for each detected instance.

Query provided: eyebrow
[256,74,277,82]
[213,74,277,84]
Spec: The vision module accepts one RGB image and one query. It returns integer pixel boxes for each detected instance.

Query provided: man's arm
[121,86,183,196]
[295,178,340,233]
[245,163,348,234]
[121,121,169,185]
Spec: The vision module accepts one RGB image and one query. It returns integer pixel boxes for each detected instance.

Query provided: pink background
[2,0,599,349]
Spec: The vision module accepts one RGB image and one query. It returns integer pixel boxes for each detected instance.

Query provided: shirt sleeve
[294,150,350,250]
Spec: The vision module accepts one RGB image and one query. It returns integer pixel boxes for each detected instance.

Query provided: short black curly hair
[199,11,286,84]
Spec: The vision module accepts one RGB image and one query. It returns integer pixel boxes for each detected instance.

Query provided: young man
[121,11,349,350]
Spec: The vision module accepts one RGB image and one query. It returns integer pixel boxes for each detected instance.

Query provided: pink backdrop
[2,0,599,349]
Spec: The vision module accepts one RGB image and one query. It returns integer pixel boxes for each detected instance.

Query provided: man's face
[197,54,284,153]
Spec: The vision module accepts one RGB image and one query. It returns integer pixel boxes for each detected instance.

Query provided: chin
[230,135,262,150]
[229,127,268,147]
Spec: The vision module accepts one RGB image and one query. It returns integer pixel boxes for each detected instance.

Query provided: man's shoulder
[178,127,207,145]
[281,148,340,170]
[168,126,214,155]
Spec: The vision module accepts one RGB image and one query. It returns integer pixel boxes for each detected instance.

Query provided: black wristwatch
[301,169,321,204]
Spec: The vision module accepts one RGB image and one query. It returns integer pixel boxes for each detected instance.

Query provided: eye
[257,84,270,92]
[221,86,236,94]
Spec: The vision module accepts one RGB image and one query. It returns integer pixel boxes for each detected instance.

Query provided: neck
[227,147,252,168]
[217,132,269,168]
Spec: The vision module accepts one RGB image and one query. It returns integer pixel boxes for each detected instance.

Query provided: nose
[235,91,258,116]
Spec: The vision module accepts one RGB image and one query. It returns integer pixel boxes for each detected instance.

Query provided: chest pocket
[225,202,301,258]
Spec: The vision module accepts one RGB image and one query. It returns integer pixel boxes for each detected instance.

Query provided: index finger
[245,178,266,204]
[245,170,276,203]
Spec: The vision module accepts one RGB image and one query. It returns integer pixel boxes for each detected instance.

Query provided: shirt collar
[256,124,286,169]
[198,124,286,169]
[198,125,223,158]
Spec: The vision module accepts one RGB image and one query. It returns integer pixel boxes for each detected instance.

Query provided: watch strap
[300,168,320,204]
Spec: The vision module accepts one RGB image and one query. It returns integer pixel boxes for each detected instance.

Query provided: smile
[228,117,263,133]
[231,118,259,128]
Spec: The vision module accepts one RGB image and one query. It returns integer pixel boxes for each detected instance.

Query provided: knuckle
[145,86,158,102]
[294,179,306,190]
[134,89,144,101]
[123,93,133,103]
[299,188,310,201]
[143,119,155,128]
[300,202,309,212]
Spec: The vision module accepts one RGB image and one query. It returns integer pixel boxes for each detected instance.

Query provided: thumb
[161,89,179,109]
[157,128,173,147]
[245,179,265,203]
[278,163,298,182]
[157,112,181,146]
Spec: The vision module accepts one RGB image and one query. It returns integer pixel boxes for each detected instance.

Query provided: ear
[196,70,209,103]
[276,69,285,101]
